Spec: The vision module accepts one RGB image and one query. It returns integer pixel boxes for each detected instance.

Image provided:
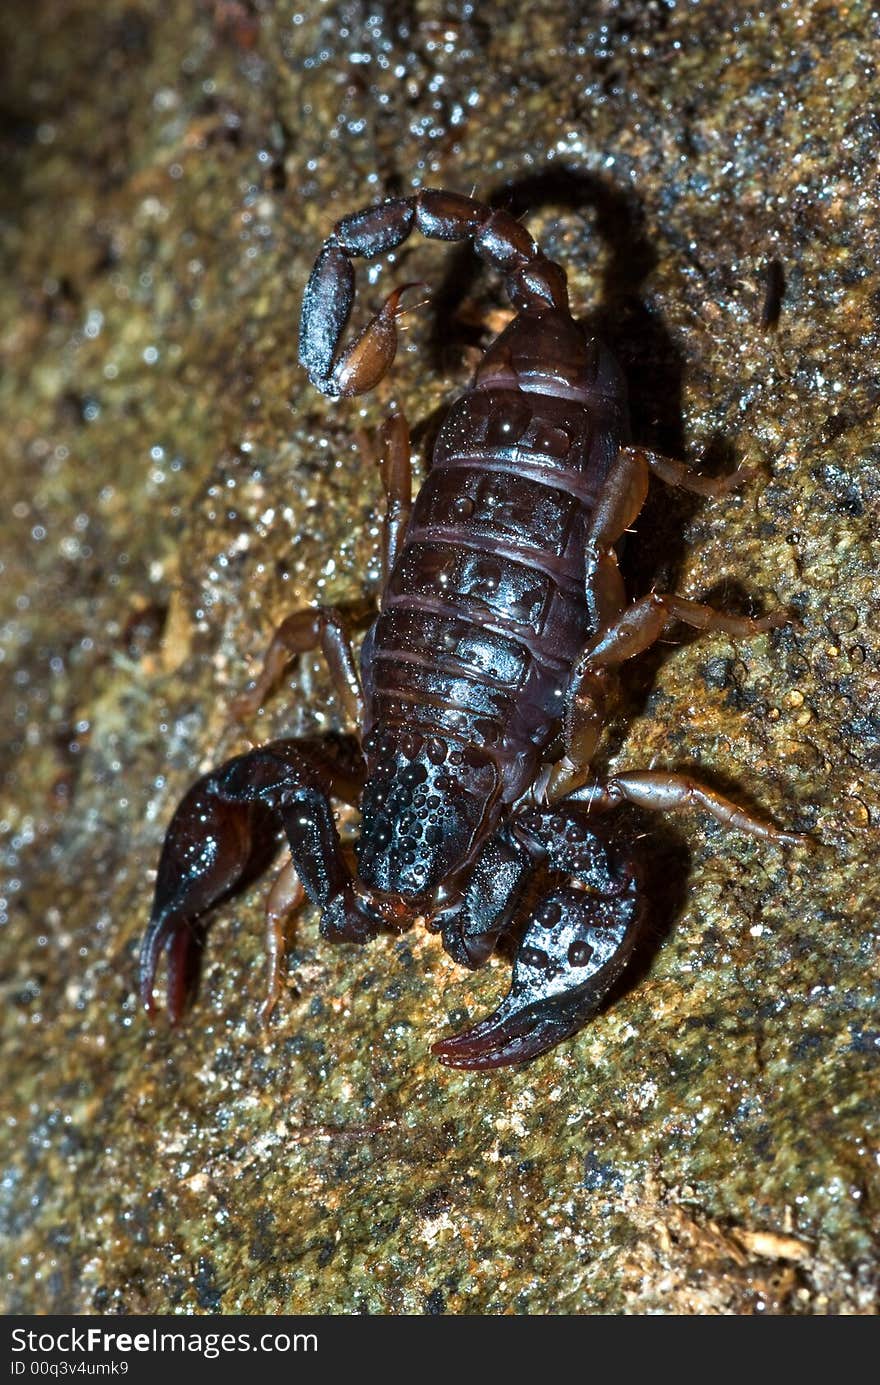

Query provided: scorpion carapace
[141,189,805,1070]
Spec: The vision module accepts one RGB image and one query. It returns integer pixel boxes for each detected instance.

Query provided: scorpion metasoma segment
[140,189,806,1069]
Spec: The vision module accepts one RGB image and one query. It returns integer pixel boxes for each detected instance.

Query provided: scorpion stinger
[299,189,569,398]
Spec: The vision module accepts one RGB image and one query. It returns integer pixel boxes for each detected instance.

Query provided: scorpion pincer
[140,189,805,1070]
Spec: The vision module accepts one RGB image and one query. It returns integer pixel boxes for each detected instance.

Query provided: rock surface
[1,0,877,1313]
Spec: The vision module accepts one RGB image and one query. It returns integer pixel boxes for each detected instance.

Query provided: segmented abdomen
[368,385,618,761]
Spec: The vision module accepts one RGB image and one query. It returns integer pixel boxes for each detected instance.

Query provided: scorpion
[140,189,805,1069]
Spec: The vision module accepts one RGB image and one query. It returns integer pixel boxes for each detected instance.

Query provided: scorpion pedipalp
[432,866,643,1070]
[433,810,643,1069]
[140,740,379,1021]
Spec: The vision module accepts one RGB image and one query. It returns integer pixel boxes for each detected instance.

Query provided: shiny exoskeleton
[140,190,804,1069]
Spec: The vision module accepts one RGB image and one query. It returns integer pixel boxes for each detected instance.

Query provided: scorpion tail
[299,189,570,400]
[432,856,644,1071]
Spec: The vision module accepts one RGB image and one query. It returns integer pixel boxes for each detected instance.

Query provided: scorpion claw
[431,995,571,1070]
[139,902,208,1025]
[138,769,278,1022]
[432,871,643,1070]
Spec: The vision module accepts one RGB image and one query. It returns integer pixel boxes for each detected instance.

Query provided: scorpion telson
[140,189,806,1070]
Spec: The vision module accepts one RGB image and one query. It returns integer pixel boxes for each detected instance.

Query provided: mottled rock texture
[1,0,877,1314]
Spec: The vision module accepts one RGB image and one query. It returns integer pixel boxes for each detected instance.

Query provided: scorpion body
[141,190,803,1069]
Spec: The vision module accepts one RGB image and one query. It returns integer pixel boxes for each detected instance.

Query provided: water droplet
[485,394,531,446]
[520,945,550,969]
[828,606,858,634]
[399,731,423,759]
[568,940,594,968]
[402,763,428,787]
[527,419,573,458]
[842,797,870,828]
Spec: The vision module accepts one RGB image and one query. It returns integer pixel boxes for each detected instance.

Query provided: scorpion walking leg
[228,383,413,725]
[619,444,752,498]
[377,412,413,580]
[260,859,306,1022]
[433,806,643,1070]
[354,410,412,581]
[231,606,364,725]
[579,442,785,671]
[585,442,765,561]
[549,441,787,799]
[226,611,366,1013]
[553,592,798,836]
[578,590,786,672]
[568,773,806,845]
[140,739,378,1022]
[549,552,627,799]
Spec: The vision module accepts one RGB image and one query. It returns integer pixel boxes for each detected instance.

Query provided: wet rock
[1,0,876,1315]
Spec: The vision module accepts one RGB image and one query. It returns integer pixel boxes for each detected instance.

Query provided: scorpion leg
[577,590,787,672]
[354,410,413,580]
[550,589,788,800]
[545,439,638,791]
[577,442,784,682]
[299,190,569,397]
[549,551,626,799]
[377,412,413,580]
[551,439,786,802]
[619,445,752,498]
[585,441,764,560]
[140,738,377,1022]
[227,605,367,1015]
[567,773,807,846]
[432,806,643,1070]
[260,858,306,1022]
[230,605,364,726]
[228,413,410,728]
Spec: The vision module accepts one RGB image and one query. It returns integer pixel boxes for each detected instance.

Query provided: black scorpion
[140,190,804,1069]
